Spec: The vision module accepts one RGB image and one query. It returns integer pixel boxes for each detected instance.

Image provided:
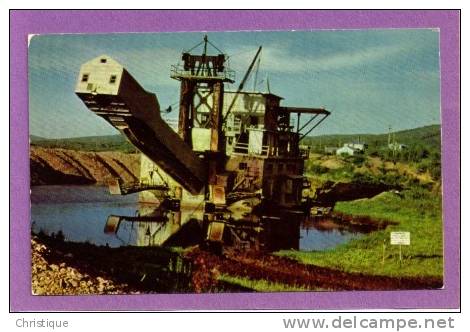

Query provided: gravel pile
[31,237,130,295]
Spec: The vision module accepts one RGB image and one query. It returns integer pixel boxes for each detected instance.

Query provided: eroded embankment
[313,180,397,207]
[30,147,140,185]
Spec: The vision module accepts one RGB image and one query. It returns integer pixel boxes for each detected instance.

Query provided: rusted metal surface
[210,185,226,205]
[171,37,234,84]
[276,106,330,115]
[104,215,121,234]
[177,80,196,144]
[210,81,224,152]
[207,222,225,242]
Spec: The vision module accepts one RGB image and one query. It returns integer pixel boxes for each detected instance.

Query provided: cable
[207,39,225,54]
[185,40,204,53]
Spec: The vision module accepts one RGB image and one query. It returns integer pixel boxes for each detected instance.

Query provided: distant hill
[30,124,441,153]
[30,134,136,153]
[302,125,441,151]
[30,135,47,142]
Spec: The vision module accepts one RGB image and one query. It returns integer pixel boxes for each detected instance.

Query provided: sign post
[382,239,386,265]
[390,232,410,266]
[399,244,402,266]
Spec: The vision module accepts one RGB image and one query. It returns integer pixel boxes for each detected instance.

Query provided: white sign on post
[390,231,410,265]
[390,232,410,245]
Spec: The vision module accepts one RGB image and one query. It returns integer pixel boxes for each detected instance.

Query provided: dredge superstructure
[75,36,330,251]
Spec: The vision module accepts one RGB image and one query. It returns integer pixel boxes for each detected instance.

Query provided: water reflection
[105,203,204,247]
[300,218,362,251]
[31,185,370,251]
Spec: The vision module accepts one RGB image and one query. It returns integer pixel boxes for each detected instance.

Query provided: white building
[344,142,367,151]
[336,142,367,156]
[336,145,360,156]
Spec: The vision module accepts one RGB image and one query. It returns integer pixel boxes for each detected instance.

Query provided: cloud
[29,32,440,138]
[28,37,181,89]
[226,41,412,75]
[105,47,182,88]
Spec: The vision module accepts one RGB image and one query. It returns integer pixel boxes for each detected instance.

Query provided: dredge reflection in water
[102,202,302,252]
[104,203,204,248]
[31,186,371,252]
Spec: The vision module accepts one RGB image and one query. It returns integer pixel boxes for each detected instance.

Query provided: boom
[75,55,207,194]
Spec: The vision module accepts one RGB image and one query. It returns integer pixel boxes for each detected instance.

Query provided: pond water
[299,225,361,251]
[31,185,365,251]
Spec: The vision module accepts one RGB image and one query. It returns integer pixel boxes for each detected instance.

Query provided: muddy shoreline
[32,233,442,295]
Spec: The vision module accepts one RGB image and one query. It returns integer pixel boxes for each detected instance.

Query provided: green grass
[277,188,443,278]
[217,274,318,292]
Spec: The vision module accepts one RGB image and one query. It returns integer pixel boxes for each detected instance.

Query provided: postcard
[9,10,460,311]
[28,28,444,295]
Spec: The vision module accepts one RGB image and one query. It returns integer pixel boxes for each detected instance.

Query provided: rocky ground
[31,236,133,295]
[31,233,194,295]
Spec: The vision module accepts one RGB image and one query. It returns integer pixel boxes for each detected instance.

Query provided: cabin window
[81,73,89,82]
[239,162,247,170]
[100,58,107,63]
[109,75,117,84]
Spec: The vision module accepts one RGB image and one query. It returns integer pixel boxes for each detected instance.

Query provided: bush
[351,172,379,185]
[405,186,429,200]
[350,155,366,166]
[307,163,329,174]
[430,163,441,180]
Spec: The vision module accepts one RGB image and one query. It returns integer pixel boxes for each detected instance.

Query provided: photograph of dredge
[30,30,443,294]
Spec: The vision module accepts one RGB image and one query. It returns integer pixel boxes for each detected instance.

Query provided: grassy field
[217,274,313,292]
[277,187,443,278]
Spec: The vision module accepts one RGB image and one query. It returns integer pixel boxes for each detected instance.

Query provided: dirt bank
[30,147,140,186]
[186,249,443,292]
[313,180,396,206]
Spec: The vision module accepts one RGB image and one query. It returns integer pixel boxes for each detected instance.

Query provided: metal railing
[233,142,269,156]
[170,65,235,81]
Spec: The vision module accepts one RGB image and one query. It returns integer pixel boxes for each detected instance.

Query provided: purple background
[10,10,460,311]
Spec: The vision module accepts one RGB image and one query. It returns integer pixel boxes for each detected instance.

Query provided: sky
[28,29,441,139]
